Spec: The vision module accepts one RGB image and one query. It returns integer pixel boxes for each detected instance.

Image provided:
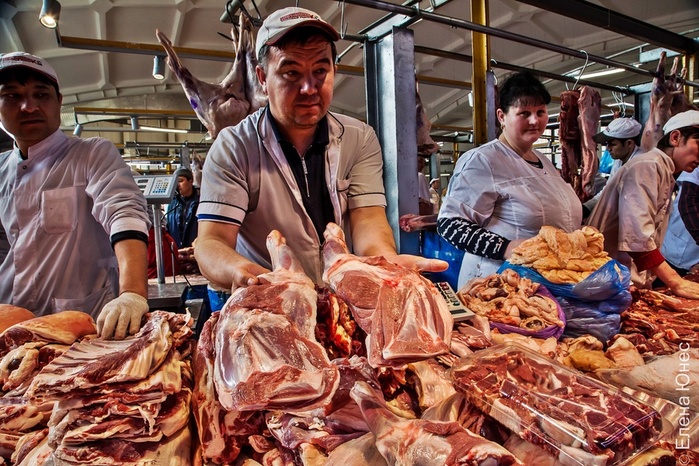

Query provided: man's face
[671,131,699,174]
[256,35,336,134]
[0,76,62,150]
[605,139,631,161]
[177,176,193,197]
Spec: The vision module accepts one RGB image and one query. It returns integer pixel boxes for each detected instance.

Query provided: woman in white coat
[438,71,582,289]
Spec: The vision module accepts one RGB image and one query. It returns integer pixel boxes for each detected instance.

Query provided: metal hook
[572,50,589,90]
[339,0,349,39]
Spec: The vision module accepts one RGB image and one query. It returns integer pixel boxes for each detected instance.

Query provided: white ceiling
[1,0,698,151]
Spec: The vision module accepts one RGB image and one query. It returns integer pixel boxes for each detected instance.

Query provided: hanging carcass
[156,13,267,138]
[558,85,601,202]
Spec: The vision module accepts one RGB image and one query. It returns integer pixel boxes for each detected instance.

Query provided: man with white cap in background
[196,6,447,295]
[587,110,699,298]
[584,117,643,215]
[0,52,151,339]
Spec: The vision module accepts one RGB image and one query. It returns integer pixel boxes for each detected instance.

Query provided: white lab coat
[439,140,582,288]
[586,148,675,288]
[0,130,150,317]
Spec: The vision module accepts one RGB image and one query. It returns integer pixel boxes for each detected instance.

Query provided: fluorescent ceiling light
[571,68,625,80]
[140,125,188,134]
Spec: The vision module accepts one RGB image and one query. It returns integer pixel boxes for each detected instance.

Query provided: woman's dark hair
[0,67,59,96]
[258,27,338,70]
[657,126,699,150]
[497,70,550,113]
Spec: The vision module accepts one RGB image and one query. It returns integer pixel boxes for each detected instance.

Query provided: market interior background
[1,0,698,179]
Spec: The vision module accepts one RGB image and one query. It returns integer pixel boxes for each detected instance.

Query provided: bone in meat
[322,222,452,368]
[577,85,601,202]
[156,13,267,138]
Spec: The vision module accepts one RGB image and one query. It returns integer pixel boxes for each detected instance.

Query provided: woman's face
[498,98,548,148]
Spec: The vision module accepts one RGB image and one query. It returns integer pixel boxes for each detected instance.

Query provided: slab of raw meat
[322,223,452,368]
[213,230,339,412]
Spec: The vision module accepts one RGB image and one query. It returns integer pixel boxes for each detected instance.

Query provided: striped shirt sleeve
[437,216,510,260]
[678,181,699,244]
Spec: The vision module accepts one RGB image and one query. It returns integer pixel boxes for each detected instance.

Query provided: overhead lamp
[130,117,139,130]
[39,0,61,29]
[569,68,625,80]
[152,56,165,80]
[141,125,188,134]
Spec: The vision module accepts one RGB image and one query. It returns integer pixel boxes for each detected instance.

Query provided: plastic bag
[498,259,631,303]
[558,297,624,342]
[599,149,613,174]
[488,285,566,340]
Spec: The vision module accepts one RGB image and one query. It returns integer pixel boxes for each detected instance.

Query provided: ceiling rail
[341,0,660,80]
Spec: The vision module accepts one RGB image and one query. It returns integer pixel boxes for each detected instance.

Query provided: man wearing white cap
[584,117,643,214]
[592,117,643,176]
[0,52,151,339]
[196,6,447,292]
[587,110,699,297]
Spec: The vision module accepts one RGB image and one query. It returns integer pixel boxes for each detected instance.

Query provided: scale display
[133,174,178,204]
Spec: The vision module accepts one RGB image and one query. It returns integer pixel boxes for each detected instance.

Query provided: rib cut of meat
[558,89,581,191]
[322,222,452,368]
[156,13,266,138]
[350,381,522,465]
[24,312,188,399]
[213,230,339,412]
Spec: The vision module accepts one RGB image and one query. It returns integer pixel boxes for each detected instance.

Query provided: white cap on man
[663,110,699,134]
[0,52,59,87]
[255,7,339,60]
[592,118,642,144]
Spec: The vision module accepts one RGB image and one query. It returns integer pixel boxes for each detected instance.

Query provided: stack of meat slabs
[617,288,699,357]
[451,342,664,466]
[20,311,194,465]
[0,310,96,464]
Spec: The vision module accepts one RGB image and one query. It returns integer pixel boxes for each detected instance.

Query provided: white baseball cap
[592,117,642,144]
[663,110,699,135]
[0,52,59,87]
[256,7,339,60]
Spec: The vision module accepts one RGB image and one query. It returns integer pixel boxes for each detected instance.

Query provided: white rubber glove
[97,292,149,340]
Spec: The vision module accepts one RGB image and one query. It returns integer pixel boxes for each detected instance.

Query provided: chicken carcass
[350,381,522,465]
[213,230,339,412]
[156,13,266,138]
[322,223,452,368]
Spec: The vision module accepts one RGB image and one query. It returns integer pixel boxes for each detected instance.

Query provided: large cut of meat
[558,90,581,191]
[641,51,698,151]
[451,343,662,466]
[558,86,601,202]
[156,13,266,138]
[350,381,522,465]
[213,230,340,412]
[322,222,452,368]
[416,79,440,156]
[577,86,601,202]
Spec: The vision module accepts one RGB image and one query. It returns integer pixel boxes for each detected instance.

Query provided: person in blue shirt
[166,167,200,249]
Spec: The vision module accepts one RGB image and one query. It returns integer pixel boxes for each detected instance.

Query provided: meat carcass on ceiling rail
[156,13,267,138]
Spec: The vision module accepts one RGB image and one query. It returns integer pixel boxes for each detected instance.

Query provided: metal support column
[364,27,419,255]
[471,0,490,145]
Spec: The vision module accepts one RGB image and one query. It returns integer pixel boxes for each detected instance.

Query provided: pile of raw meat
[0,310,96,465]
[192,225,532,464]
[17,311,194,465]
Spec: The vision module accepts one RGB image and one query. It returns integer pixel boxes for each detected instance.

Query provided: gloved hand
[97,292,149,340]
